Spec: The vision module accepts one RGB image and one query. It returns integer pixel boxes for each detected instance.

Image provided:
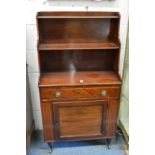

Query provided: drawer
[40,86,120,101]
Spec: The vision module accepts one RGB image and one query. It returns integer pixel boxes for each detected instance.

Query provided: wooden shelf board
[39,42,119,50]
[37,12,120,19]
[39,71,121,87]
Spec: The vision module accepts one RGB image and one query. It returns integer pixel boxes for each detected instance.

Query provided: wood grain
[39,71,121,87]
[37,12,122,142]
[53,100,108,140]
[38,17,120,50]
[39,41,119,50]
[106,100,119,137]
[40,86,120,101]
[37,12,120,19]
[39,50,119,72]
[41,102,55,141]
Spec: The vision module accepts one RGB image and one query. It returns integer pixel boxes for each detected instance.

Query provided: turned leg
[47,142,53,153]
[105,139,111,149]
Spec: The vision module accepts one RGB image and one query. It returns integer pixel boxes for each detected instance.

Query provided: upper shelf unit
[37,12,120,19]
[37,12,120,50]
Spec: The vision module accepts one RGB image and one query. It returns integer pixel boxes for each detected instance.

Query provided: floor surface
[29,131,126,155]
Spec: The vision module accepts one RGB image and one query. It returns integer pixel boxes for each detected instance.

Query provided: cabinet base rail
[46,139,112,153]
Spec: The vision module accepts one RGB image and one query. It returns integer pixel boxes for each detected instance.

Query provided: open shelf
[37,12,121,87]
[39,50,118,72]
[37,12,120,51]
[39,71,121,87]
[38,41,119,50]
[37,12,120,19]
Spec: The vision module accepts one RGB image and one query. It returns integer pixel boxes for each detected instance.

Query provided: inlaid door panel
[53,100,109,140]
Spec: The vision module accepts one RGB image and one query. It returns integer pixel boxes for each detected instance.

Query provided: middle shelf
[39,49,119,73]
[38,41,119,50]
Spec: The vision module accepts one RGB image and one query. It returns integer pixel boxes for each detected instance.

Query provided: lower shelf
[39,71,121,87]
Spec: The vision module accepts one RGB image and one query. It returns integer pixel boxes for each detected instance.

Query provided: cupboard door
[53,100,109,140]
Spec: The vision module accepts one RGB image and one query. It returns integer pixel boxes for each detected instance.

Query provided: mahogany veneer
[37,12,120,18]
[39,71,121,87]
[38,42,119,50]
[37,12,122,146]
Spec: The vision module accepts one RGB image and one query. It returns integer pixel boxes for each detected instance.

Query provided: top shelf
[37,11,120,51]
[37,12,120,19]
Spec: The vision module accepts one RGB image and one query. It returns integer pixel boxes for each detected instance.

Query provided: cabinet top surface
[37,12,120,19]
[39,71,121,87]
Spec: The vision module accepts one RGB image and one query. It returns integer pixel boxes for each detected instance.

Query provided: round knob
[80,79,84,83]
[55,91,61,98]
[101,90,107,96]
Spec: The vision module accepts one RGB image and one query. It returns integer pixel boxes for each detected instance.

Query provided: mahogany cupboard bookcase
[37,12,122,152]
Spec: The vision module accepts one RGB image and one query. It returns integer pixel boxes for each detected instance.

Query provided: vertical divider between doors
[101,101,109,135]
[53,103,60,140]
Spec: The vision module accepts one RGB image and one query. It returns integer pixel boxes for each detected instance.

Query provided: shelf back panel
[39,50,118,72]
[38,18,119,44]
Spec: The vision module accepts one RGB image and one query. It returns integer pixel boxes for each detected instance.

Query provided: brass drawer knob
[101,90,107,96]
[80,79,84,83]
[55,91,61,97]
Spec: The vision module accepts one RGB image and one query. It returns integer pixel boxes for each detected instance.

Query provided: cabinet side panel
[106,100,119,137]
[41,102,55,141]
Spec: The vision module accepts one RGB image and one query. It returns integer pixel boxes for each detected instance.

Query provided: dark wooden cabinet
[37,12,122,147]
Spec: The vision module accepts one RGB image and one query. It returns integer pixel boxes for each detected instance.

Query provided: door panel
[53,100,108,140]
[59,105,102,136]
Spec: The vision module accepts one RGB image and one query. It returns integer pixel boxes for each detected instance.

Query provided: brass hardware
[80,79,84,83]
[101,90,107,96]
[55,91,61,97]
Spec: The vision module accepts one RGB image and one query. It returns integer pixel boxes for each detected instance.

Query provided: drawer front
[40,86,120,101]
